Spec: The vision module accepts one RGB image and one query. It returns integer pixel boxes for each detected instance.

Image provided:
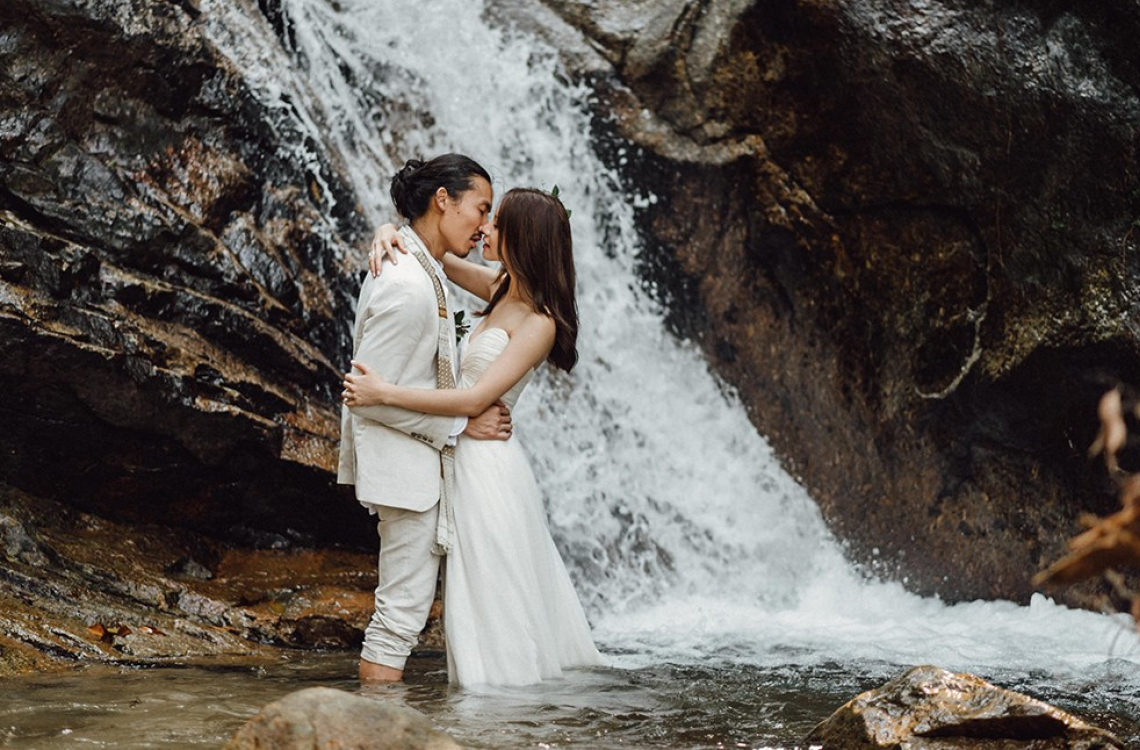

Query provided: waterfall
[199,0,1140,684]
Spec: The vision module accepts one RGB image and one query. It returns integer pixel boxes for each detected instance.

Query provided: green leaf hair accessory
[549,184,570,217]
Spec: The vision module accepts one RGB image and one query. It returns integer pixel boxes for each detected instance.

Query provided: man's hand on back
[464,402,512,441]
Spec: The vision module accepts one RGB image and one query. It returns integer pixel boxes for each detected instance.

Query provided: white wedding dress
[444,326,603,687]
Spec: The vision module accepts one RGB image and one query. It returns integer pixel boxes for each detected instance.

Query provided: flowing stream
[2,0,1139,747]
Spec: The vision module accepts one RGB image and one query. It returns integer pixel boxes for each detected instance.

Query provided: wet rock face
[0,485,378,675]
[540,0,1140,604]
[0,481,449,674]
[808,664,1123,749]
[0,0,368,545]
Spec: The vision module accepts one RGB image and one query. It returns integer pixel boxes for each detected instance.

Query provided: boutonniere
[453,310,470,343]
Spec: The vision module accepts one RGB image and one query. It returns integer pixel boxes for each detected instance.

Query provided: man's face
[440,177,492,258]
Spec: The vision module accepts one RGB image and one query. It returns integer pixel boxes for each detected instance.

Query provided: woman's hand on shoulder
[342,360,392,406]
[369,223,406,277]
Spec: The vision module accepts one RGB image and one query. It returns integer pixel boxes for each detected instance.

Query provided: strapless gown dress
[444,326,603,687]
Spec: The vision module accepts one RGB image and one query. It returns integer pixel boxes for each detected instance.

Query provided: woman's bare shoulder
[504,307,555,341]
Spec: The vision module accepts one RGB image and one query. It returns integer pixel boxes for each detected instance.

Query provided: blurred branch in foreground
[1035,387,1140,625]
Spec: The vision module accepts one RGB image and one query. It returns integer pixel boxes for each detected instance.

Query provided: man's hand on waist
[464,402,512,441]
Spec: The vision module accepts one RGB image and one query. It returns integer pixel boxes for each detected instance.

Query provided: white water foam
[200,0,1140,687]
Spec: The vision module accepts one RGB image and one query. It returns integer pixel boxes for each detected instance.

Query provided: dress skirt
[444,435,602,687]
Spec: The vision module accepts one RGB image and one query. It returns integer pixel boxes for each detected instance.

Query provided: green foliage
[453,310,470,343]
[551,184,572,219]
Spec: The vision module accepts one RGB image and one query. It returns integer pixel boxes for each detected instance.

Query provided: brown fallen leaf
[1034,527,1140,588]
[87,623,132,643]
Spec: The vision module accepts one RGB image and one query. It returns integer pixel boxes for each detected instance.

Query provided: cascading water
[203,0,836,615]
[196,0,1139,743]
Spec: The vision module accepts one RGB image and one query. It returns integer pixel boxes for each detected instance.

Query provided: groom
[338,222,510,684]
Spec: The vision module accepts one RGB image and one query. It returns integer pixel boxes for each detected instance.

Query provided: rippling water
[2,645,1138,748]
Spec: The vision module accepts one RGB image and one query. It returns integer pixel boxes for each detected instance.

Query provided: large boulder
[524,0,1140,606]
[808,664,1122,749]
[225,687,462,750]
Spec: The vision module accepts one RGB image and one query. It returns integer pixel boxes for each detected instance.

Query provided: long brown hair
[483,188,578,372]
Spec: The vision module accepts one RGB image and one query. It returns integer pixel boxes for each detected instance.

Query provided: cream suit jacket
[337,244,456,512]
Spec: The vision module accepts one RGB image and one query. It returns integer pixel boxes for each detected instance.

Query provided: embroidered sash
[404,230,458,556]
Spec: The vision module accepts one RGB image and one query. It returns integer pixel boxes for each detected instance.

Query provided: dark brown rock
[0,484,381,674]
[0,0,368,547]
[224,687,461,750]
[530,0,1140,606]
[808,665,1123,749]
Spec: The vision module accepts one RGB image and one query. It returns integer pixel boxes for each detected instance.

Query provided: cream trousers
[360,503,441,670]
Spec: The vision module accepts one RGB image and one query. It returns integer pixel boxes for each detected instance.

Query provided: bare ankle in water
[359,658,403,684]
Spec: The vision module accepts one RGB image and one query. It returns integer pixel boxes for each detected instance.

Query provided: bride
[343,186,603,687]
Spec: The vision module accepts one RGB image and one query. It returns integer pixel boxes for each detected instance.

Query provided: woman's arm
[441,254,501,302]
[343,315,554,417]
[369,224,500,300]
[369,223,407,276]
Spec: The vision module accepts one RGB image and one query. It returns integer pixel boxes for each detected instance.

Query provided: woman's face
[438,177,493,257]
[479,210,503,264]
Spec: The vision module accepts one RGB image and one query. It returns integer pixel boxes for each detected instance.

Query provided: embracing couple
[337,153,602,688]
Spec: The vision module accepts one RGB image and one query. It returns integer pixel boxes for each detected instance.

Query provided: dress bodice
[460,326,534,411]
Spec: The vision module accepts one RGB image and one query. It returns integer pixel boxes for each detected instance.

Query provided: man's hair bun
[389,154,491,220]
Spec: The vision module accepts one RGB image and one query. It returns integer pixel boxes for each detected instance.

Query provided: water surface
[3,633,1137,749]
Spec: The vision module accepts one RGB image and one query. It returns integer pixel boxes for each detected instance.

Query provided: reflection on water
[0,653,850,749]
[2,648,1137,749]
[0,656,350,749]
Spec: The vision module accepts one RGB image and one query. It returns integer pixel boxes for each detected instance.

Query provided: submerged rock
[518,0,1140,606]
[225,687,461,750]
[808,665,1123,749]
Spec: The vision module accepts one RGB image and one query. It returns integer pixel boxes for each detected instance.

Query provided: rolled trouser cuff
[360,640,409,671]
